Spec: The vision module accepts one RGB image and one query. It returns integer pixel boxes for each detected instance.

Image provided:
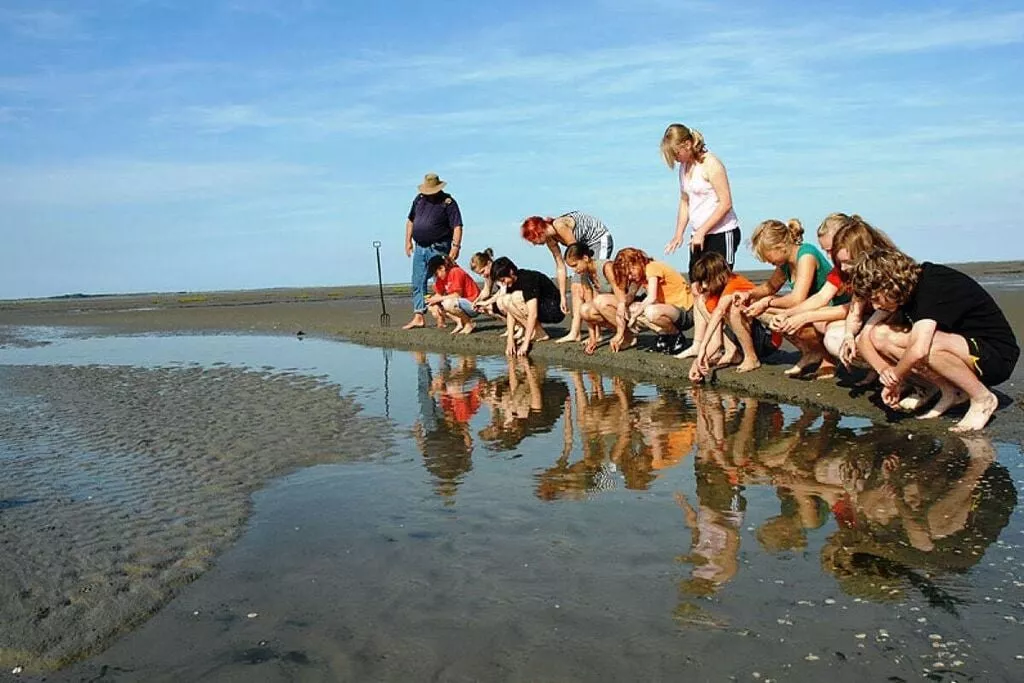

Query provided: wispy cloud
[0,8,85,40]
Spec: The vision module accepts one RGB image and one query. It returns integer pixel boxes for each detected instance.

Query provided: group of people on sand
[401,124,1019,433]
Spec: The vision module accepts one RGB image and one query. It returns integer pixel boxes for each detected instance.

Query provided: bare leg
[556,281,587,343]
[676,298,708,359]
[427,303,446,329]
[731,308,762,373]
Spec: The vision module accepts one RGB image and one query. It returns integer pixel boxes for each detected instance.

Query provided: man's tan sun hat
[418,172,447,195]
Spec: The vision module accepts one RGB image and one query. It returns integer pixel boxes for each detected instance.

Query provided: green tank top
[781,244,831,297]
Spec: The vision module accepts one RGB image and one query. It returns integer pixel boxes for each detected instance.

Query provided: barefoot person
[425,255,481,334]
[660,124,741,277]
[403,173,464,330]
[492,257,566,357]
[736,218,836,379]
[612,247,695,354]
[469,248,508,327]
[520,212,615,344]
[849,248,1019,432]
[686,251,779,381]
[564,242,632,354]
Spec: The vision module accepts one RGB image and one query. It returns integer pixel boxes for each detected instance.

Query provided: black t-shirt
[903,263,1018,355]
[509,269,559,304]
[408,192,463,246]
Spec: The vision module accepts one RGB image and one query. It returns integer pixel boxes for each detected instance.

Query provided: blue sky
[1,0,1022,298]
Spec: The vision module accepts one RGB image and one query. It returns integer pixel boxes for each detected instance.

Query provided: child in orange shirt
[686,251,779,381]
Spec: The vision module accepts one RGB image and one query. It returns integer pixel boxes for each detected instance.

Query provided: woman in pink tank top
[660,124,741,279]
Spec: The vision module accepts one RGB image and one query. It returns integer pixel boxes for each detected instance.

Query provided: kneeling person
[426,255,481,334]
[492,257,565,357]
[849,248,1019,432]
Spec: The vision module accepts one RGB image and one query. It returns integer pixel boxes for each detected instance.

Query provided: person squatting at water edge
[403,172,464,330]
[768,214,899,389]
[563,242,633,356]
[848,248,1020,432]
[520,212,615,344]
[492,256,566,358]
[611,247,695,355]
[735,218,839,380]
[685,251,781,381]
[468,248,509,327]
[660,124,741,278]
[425,254,481,335]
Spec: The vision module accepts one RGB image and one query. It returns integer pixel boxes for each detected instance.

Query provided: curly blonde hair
[848,248,921,306]
[750,218,804,263]
[660,123,707,168]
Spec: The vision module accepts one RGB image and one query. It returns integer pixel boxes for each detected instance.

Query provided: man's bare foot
[736,359,761,373]
[458,323,475,335]
[674,343,700,360]
[402,315,426,330]
[898,384,938,412]
[554,333,581,344]
[917,387,968,420]
[950,391,999,432]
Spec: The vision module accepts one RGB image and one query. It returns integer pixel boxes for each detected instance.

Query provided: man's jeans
[411,242,450,313]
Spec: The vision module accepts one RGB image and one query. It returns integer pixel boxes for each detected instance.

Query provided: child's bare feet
[917,386,968,420]
[736,359,761,373]
[814,360,837,380]
[783,353,821,377]
[897,384,938,412]
[674,343,700,360]
[458,323,475,335]
[714,349,742,368]
[950,390,999,432]
[554,333,581,344]
[450,322,464,335]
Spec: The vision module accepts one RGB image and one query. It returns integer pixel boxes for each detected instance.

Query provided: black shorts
[675,306,695,332]
[967,337,1019,386]
[537,296,565,325]
[688,227,741,279]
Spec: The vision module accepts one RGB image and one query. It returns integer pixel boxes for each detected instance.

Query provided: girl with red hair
[520,212,615,344]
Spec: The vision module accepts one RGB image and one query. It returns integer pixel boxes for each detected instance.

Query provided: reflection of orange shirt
[706,273,755,313]
[654,423,696,470]
[440,384,482,424]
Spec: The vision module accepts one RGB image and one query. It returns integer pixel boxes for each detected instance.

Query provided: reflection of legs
[556,281,587,343]
[729,305,761,373]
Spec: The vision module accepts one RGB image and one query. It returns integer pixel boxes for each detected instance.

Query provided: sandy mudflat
[0,363,390,671]
[2,263,1021,444]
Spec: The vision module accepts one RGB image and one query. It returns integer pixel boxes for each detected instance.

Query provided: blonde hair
[817,212,849,238]
[470,247,494,270]
[848,248,922,306]
[660,123,707,168]
[750,218,804,263]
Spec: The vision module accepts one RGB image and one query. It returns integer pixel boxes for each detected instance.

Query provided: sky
[1,0,1023,299]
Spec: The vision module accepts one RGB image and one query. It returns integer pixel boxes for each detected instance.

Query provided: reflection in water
[408,352,1016,604]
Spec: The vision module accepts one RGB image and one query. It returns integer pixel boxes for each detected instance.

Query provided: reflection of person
[411,352,475,502]
[403,173,464,330]
[660,124,741,278]
[425,255,481,335]
[492,257,565,357]
[520,213,615,344]
[850,248,1020,431]
[477,359,570,452]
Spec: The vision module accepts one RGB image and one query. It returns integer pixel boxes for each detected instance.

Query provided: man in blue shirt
[402,173,465,329]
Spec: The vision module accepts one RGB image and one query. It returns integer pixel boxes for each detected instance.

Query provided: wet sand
[0,360,390,672]
[2,262,1021,443]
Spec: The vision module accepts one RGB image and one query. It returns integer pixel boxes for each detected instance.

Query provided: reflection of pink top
[680,160,739,236]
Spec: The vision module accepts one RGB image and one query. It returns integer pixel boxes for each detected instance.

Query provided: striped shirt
[562,211,611,250]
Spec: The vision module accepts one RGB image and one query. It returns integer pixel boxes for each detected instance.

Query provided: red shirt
[434,265,480,300]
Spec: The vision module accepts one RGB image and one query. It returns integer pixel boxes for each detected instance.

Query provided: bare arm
[777,281,838,318]
[517,298,540,356]
[448,225,463,262]
[857,308,895,374]
[891,319,937,382]
[769,253,818,309]
[405,219,414,257]
[546,239,568,309]
[666,192,690,254]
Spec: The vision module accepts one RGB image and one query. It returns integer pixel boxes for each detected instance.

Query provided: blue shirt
[408,193,463,247]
